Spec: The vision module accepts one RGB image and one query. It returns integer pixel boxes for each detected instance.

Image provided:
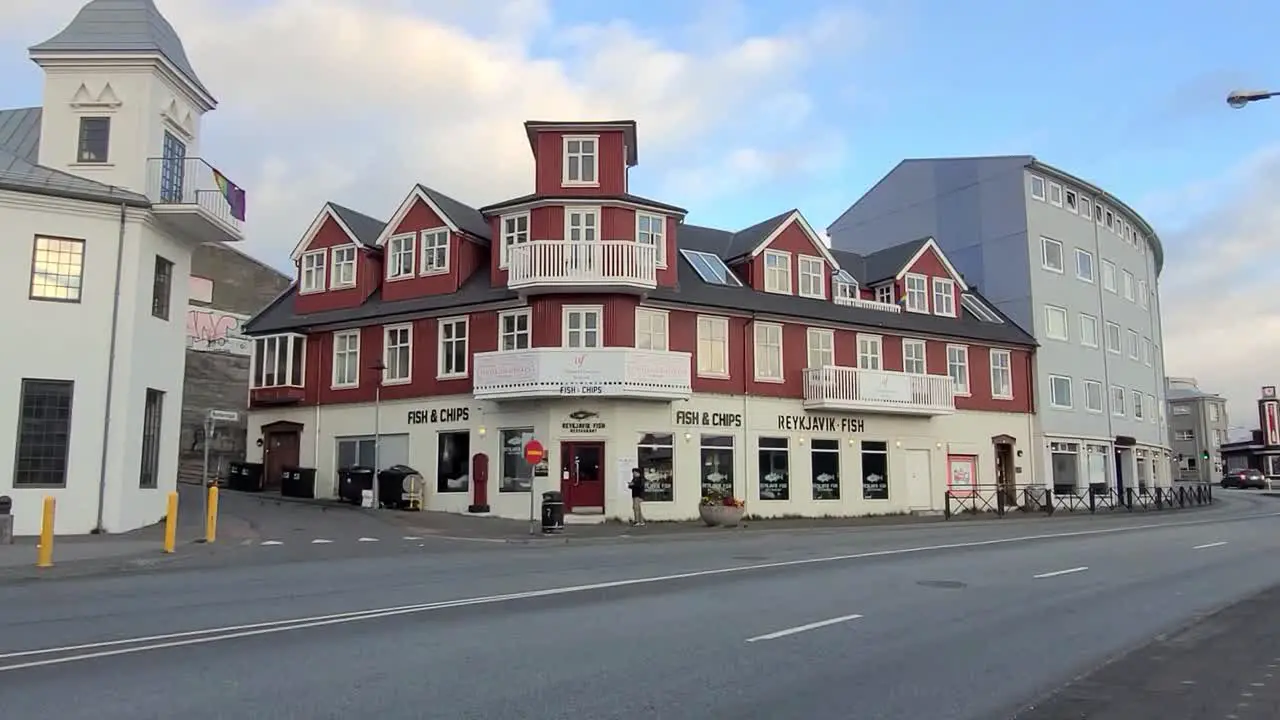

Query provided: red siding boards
[533,131,628,196]
[381,199,463,302]
[752,221,834,296]
[528,295,638,348]
[294,217,370,314]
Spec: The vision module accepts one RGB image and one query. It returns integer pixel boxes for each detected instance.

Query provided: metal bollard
[36,496,55,568]
[205,485,219,543]
[163,491,179,553]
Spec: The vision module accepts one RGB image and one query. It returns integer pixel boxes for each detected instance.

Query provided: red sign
[523,440,545,465]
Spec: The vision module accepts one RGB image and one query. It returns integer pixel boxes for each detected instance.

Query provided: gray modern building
[828,156,1169,493]
[1165,377,1229,482]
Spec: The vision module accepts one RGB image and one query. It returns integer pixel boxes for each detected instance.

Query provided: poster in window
[811,439,840,500]
[700,435,734,499]
[862,441,889,500]
[757,437,789,500]
[637,433,674,502]
[947,455,975,497]
[437,431,470,493]
[499,428,534,492]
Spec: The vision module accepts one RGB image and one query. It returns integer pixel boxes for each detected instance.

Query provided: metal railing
[506,240,658,289]
[833,295,902,313]
[943,483,1214,519]
[803,366,955,414]
[145,157,246,232]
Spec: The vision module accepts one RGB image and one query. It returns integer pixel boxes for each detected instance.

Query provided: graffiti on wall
[187,306,252,356]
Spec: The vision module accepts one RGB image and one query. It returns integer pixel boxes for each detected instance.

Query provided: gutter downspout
[94,203,128,533]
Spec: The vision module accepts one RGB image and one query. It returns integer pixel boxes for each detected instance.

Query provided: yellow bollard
[36,496,55,568]
[163,491,179,554]
[205,485,218,543]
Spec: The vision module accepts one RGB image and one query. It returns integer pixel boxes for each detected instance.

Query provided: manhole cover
[916,580,967,589]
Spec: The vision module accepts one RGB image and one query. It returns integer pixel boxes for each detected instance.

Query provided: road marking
[402,536,423,541]
[1193,541,1227,550]
[1033,566,1088,579]
[357,537,379,542]
[746,614,863,643]
[0,511,1274,672]
[310,539,333,544]
[260,540,283,546]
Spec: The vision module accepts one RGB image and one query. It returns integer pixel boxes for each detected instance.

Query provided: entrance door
[905,449,933,510]
[263,430,300,491]
[994,443,1016,505]
[1114,450,1127,495]
[560,442,605,512]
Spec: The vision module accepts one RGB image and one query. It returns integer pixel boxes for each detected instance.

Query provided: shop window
[499,428,535,492]
[811,439,840,500]
[437,431,470,493]
[700,435,735,499]
[861,441,889,499]
[758,437,790,500]
[637,433,674,502]
[1050,441,1080,493]
[336,434,408,471]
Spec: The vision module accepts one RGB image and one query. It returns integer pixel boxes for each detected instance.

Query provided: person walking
[629,467,646,526]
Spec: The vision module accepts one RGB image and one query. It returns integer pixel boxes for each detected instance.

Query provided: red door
[560,442,605,512]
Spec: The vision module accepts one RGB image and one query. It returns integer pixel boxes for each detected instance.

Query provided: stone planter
[699,504,745,528]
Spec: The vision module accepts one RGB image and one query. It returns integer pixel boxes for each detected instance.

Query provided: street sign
[524,440,545,465]
[208,410,239,423]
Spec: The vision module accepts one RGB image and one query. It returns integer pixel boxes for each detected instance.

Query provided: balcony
[803,366,955,416]
[473,348,692,401]
[248,334,306,406]
[146,157,246,244]
[834,296,901,313]
[506,240,657,294]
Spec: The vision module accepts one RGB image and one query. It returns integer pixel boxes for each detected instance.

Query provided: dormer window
[330,246,356,289]
[932,277,956,317]
[387,234,415,280]
[875,284,894,305]
[904,273,928,312]
[797,255,824,299]
[300,251,326,293]
[833,270,858,305]
[420,229,449,275]
[763,250,791,294]
[563,136,598,186]
[76,117,110,163]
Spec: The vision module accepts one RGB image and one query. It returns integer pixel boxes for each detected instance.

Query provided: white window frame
[932,277,956,317]
[1041,237,1064,273]
[1132,389,1144,420]
[331,330,360,388]
[763,250,792,294]
[1101,259,1116,292]
[329,246,357,289]
[834,279,858,304]
[904,273,929,312]
[563,305,602,349]
[1141,337,1152,366]
[300,250,326,293]
[1029,175,1046,200]
[902,339,926,374]
[754,322,784,382]
[1064,188,1078,214]
[696,315,729,378]
[989,349,1013,399]
[498,309,530,351]
[1083,379,1103,413]
[798,255,825,299]
[1075,248,1095,283]
[875,284,894,305]
[1048,182,1063,207]
[1079,313,1099,348]
[386,233,416,280]
[1105,322,1122,354]
[946,344,970,395]
[382,324,413,385]
[437,316,469,379]
[419,228,449,275]
[806,328,834,369]
[857,333,882,370]
[1048,374,1073,409]
[565,207,600,243]
[1122,270,1135,301]
[1080,197,1092,220]
[1044,304,1069,341]
[1110,385,1125,416]
[636,212,667,268]
[499,212,530,269]
[635,308,669,351]
[1127,329,1139,360]
[562,134,599,186]
[1137,279,1148,309]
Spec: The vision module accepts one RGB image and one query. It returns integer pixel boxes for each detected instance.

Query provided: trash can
[240,462,265,492]
[377,465,424,510]
[0,495,12,545]
[541,490,564,534]
[280,466,317,499]
[338,467,376,505]
[226,461,244,490]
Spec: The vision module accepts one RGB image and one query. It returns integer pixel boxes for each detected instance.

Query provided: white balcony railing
[834,295,901,313]
[506,240,657,291]
[803,366,955,416]
[145,157,245,243]
[473,347,691,401]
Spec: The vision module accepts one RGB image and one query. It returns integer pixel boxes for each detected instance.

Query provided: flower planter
[699,504,745,527]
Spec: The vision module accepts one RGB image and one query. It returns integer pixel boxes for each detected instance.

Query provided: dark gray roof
[1167,388,1221,401]
[328,202,385,247]
[0,107,41,163]
[480,192,686,216]
[28,0,212,101]
[722,210,793,260]
[418,184,491,242]
[834,239,930,285]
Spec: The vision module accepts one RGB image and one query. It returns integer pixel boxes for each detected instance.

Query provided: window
[1043,305,1069,341]
[300,250,326,293]
[1105,209,1115,229]
[1105,322,1122,354]
[330,246,356,288]
[500,213,529,267]
[754,322,783,381]
[499,310,530,351]
[961,294,1004,323]
[697,316,729,376]
[1041,237,1064,272]
[158,130,186,202]
[1209,404,1221,422]
[902,339,926,374]
[1149,395,1159,424]
[857,334,882,370]
[932,278,956,316]
[875,285,894,304]
[1064,189,1078,213]
[1030,175,1046,200]
[1101,260,1116,292]
[1048,182,1063,207]
[438,317,468,378]
[386,234,415,279]
[946,345,969,395]
[797,255,824,298]
[861,440,889,499]
[811,439,841,501]
[635,308,668,351]
[637,433,674,502]
[76,116,110,162]
[562,136,598,185]
[834,276,858,304]
[1110,386,1125,416]
[420,229,449,274]
[1172,405,1191,416]
[436,431,470,493]
[1075,249,1095,283]
[904,274,929,312]
[139,388,164,489]
[807,328,834,368]
[332,330,360,387]
[13,379,74,487]
[1048,375,1072,408]
[763,250,792,294]
[637,213,666,267]
[151,255,173,320]
[1175,430,1194,442]
[1137,280,1148,309]
[1085,444,1107,487]
[336,434,409,472]
[990,349,1012,399]
[1050,442,1080,492]
[1132,390,1145,420]
[383,324,412,383]
[1083,380,1103,413]
[1080,197,1092,220]
[757,437,789,501]
[251,335,305,388]
[681,249,743,286]
[1122,270,1135,301]
[1126,329,1139,359]
[566,208,599,242]
[700,435,735,499]
[499,428,536,492]
[1079,313,1099,347]
[29,236,85,302]
[564,306,601,348]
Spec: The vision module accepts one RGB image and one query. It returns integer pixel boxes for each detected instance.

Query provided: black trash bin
[0,496,11,515]
[377,465,423,510]
[240,462,265,492]
[338,467,376,505]
[541,490,564,534]
[280,466,317,499]
[225,461,244,490]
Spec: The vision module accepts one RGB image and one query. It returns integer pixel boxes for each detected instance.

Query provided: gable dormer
[893,238,967,317]
[291,202,385,314]
[723,210,838,298]
[525,120,637,196]
[372,185,491,302]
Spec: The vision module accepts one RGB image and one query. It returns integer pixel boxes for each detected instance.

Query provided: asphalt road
[0,492,1276,719]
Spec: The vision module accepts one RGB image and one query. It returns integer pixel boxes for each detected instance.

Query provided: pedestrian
[629,467,646,526]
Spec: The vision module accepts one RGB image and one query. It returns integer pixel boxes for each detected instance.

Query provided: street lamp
[1227,89,1279,109]
[370,359,386,508]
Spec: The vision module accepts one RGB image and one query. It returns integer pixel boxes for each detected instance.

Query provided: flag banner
[211,168,247,222]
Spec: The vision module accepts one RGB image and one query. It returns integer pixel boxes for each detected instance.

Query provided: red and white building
[242,120,1039,522]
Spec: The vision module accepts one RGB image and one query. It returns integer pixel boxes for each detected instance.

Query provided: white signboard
[857,370,913,403]
[473,348,691,399]
[187,306,252,356]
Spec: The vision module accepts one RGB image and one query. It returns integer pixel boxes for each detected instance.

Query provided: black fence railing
[944,483,1213,519]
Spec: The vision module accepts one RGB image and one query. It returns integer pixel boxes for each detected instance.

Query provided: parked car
[1221,469,1268,489]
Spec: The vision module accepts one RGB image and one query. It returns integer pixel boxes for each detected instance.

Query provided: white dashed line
[310,539,333,544]
[1033,566,1088,579]
[260,540,284,546]
[1193,541,1228,550]
[357,537,379,542]
[402,536,423,541]
[746,614,864,643]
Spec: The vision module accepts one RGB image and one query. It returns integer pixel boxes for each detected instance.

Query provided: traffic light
[1201,450,1210,461]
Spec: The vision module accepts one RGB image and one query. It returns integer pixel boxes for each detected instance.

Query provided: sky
[1,0,1278,426]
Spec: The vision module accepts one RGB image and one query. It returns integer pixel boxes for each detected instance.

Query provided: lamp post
[370,359,385,509]
[1227,89,1279,109]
